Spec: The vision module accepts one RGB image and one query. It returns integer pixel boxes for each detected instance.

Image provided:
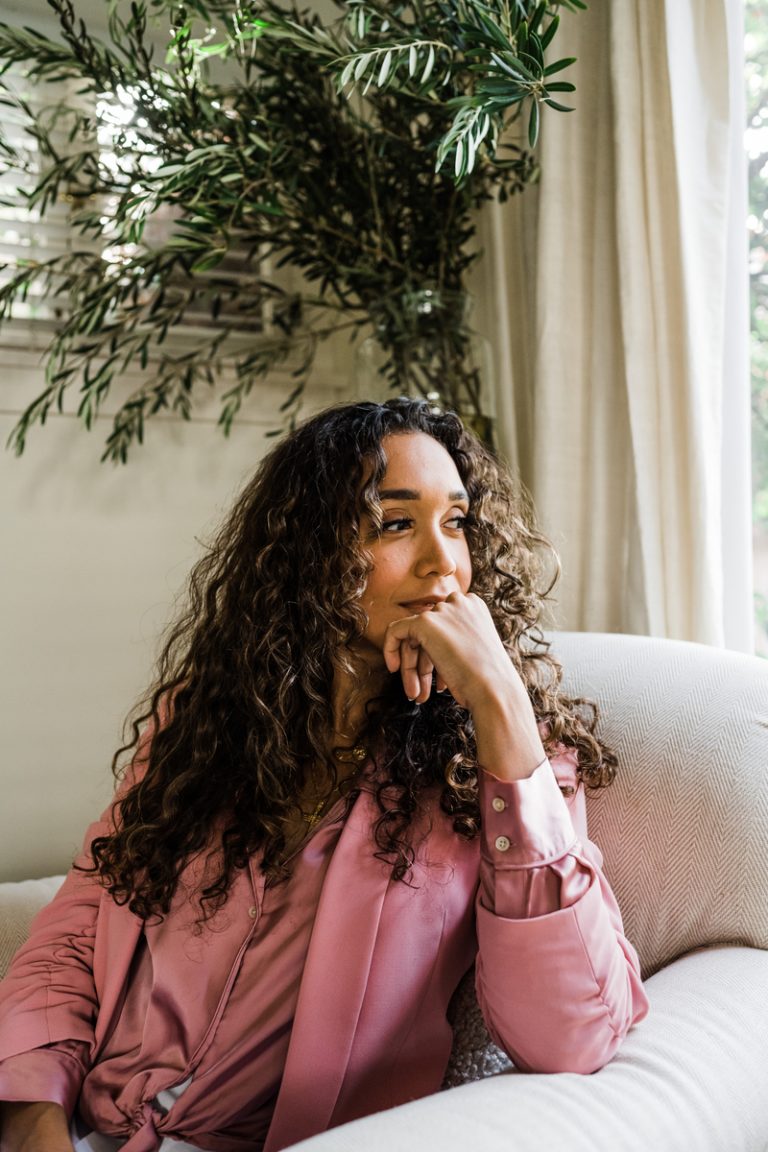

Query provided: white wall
[1,344,354,881]
[0,0,358,880]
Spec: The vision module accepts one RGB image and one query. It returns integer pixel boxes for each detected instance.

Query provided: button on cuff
[479,762,578,865]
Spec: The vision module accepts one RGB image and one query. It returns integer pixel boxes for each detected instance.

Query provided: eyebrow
[377,487,469,502]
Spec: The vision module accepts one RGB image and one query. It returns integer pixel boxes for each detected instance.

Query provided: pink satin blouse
[0,756,648,1151]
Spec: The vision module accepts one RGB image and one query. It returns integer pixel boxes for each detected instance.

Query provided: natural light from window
[747,0,768,657]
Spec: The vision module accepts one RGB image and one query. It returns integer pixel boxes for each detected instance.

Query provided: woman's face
[358,431,473,657]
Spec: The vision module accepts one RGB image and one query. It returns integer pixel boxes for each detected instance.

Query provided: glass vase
[354,287,496,448]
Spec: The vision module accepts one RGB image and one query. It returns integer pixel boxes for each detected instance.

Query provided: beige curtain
[473,0,752,649]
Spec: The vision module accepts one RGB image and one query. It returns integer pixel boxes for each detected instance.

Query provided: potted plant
[0,0,583,461]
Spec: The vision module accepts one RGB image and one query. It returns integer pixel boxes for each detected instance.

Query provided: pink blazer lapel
[264,788,391,1152]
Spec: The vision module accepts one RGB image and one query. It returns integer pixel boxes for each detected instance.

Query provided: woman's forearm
[0,1101,73,1152]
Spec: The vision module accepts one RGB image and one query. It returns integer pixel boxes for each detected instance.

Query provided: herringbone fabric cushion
[0,875,63,980]
[553,631,768,976]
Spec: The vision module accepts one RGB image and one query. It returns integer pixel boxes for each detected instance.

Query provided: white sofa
[2,632,768,1151]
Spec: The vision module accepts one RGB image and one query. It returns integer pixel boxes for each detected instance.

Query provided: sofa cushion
[0,875,64,980]
[293,947,768,1152]
[553,632,768,976]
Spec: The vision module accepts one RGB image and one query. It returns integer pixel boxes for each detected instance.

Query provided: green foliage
[0,0,581,461]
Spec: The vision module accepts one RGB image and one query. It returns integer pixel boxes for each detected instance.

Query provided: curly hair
[85,399,615,920]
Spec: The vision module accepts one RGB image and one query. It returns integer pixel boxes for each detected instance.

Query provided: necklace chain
[301,744,367,827]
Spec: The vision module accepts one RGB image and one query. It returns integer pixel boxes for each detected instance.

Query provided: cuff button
[491,797,506,812]
[495,835,511,852]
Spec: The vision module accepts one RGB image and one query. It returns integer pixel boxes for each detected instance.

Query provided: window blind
[0,66,280,355]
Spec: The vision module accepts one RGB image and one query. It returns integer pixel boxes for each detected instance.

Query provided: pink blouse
[0,759,631,1151]
[0,800,348,1145]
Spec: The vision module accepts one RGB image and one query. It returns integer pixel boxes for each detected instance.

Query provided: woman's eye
[381,517,413,533]
[446,515,469,530]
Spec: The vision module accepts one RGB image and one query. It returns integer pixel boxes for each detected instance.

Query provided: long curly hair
[85,399,615,920]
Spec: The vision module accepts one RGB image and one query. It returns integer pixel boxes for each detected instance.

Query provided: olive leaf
[0,0,582,461]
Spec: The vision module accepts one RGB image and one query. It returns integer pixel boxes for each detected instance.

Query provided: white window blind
[0,70,90,344]
[0,67,279,355]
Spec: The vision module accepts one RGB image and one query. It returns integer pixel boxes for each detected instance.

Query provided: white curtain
[473,0,752,650]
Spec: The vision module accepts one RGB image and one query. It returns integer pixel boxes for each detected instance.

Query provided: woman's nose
[414,531,457,578]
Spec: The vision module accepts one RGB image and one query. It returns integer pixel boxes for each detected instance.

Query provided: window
[0,72,270,346]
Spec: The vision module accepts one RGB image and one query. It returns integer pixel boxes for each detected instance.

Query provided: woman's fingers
[398,636,422,701]
[382,624,406,673]
[383,616,424,673]
[382,616,436,701]
[381,592,525,714]
[416,644,434,703]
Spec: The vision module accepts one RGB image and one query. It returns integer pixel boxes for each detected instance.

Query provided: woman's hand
[382,591,516,709]
[382,591,546,780]
[0,1101,74,1152]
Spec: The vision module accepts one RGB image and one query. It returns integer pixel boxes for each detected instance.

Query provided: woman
[0,399,648,1152]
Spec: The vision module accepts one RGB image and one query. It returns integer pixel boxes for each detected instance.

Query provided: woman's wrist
[471,688,546,781]
[0,1100,73,1152]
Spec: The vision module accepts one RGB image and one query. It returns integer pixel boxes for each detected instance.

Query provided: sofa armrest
[285,947,768,1152]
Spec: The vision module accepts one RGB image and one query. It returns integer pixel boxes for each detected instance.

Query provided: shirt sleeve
[0,720,158,1099]
[0,1042,90,1114]
[478,757,593,919]
[473,746,649,1074]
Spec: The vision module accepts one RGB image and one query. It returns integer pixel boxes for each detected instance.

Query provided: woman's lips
[399,599,442,613]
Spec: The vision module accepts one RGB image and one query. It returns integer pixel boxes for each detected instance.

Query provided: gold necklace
[302,797,331,829]
[301,745,367,827]
[332,743,368,765]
